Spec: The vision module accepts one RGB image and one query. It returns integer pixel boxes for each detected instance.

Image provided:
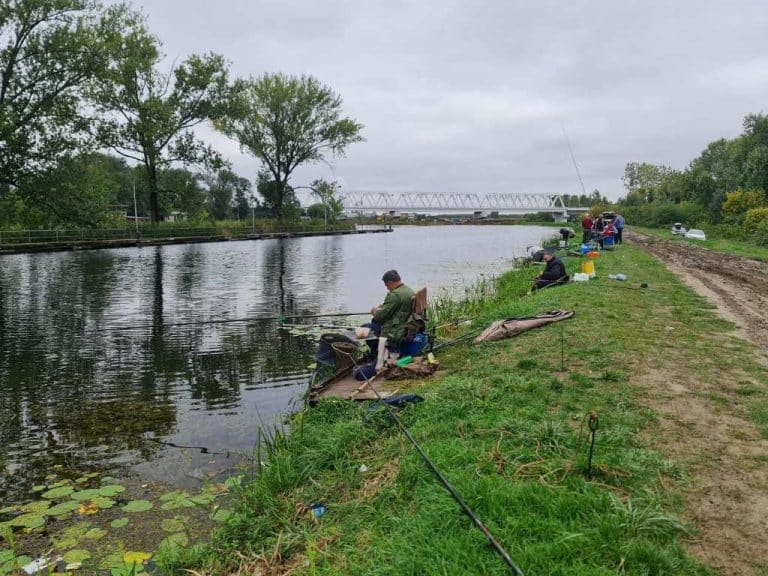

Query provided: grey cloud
[132,0,768,200]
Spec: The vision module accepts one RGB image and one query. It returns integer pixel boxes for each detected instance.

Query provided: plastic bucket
[581,260,596,277]
[603,235,615,249]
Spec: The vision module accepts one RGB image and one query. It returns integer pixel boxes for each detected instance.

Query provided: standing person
[614,212,625,244]
[581,213,594,243]
[369,270,415,348]
[594,216,604,233]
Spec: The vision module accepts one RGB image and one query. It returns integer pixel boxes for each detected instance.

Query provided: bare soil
[627,230,768,575]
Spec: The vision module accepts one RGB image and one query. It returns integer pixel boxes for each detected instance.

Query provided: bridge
[341,191,570,215]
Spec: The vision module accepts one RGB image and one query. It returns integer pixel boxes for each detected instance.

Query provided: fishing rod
[332,344,525,575]
[98,311,370,332]
[560,121,587,197]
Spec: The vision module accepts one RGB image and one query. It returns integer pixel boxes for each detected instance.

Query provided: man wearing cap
[532,251,568,291]
[370,270,415,346]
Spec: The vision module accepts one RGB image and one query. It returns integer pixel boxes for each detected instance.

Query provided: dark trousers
[582,228,591,244]
[532,278,556,291]
[616,227,623,244]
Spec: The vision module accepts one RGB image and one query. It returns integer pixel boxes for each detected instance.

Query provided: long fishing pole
[100,311,369,332]
[333,346,525,575]
[560,121,587,197]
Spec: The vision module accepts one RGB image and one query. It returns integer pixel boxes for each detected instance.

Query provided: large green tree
[203,169,251,220]
[216,73,363,218]
[0,0,138,191]
[92,26,231,222]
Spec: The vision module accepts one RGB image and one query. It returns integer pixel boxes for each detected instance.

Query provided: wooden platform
[311,372,397,401]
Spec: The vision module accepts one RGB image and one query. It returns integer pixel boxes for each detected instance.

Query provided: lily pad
[158,491,194,510]
[31,485,47,492]
[48,478,70,487]
[98,485,126,498]
[8,513,45,529]
[0,505,17,514]
[21,501,51,514]
[94,497,115,509]
[63,550,91,564]
[76,501,100,516]
[47,500,80,517]
[159,532,188,549]
[123,551,151,564]
[70,489,101,501]
[160,518,185,533]
[52,521,91,549]
[122,500,152,513]
[42,486,74,499]
[110,518,129,529]
[99,552,125,570]
[83,528,107,540]
[0,555,32,576]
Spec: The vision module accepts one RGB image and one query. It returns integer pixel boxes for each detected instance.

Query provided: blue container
[399,332,427,357]
[603,235,615,249]
[580,244,590,255]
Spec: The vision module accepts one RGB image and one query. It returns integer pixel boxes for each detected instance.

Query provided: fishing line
[96,311,369,333]
[332,344,525,575]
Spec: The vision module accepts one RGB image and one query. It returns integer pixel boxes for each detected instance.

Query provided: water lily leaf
[189,493,216,506]
[160,518,185,532]
[122,500,152,513]
[63,550,91,564]
[31,485,47,493]
[8,513,45,529]
[83,527,107,540]
[98,485,125,498]
[158,491,194,510]
[1,555,32,575]
[49,479,70,487]
[100,476,115,484]
[77,501,100,516]
[123,551,151,564]
[52,521,91,549]
[99,552,125,570]
[210,508,233,523]
[70,489,101,501]
[21,501,51,514]
[110,517,129,529]
[93,497,115,510]
[47,500,80,517]
[159,532,188,549]
[42,486,74,499]
[0,505,18,514]
[44,474,57,481]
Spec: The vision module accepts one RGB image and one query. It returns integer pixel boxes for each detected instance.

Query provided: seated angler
[366,269,415,351]
[532,250,568,291]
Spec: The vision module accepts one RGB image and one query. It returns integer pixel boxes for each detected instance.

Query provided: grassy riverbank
[173,244,768,575]
[632,225,768,261]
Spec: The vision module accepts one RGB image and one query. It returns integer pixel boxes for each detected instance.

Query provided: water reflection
[0,226,552,501]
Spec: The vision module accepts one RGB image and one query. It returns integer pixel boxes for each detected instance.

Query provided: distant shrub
[743,207,768,233]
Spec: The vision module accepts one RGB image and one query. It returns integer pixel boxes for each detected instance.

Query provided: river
[0,225,553,502]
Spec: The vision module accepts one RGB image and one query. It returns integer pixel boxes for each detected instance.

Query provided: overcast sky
[135,0,768,200]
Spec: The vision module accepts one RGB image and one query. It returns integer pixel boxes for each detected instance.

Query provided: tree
[0,0,139,191]
[216,73,364,218]
[255,168,299,218]
[308,178,343,224]
[203,169,251,220]
[92,26,231,222]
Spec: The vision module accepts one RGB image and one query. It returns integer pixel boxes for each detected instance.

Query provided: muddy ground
[627,230,768,576]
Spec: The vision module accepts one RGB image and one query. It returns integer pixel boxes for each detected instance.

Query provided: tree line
[617,113,768,244]
[0,0,363,228]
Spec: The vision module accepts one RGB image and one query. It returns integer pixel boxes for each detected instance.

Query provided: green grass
[170,245,768,575]
[633,225,768,261]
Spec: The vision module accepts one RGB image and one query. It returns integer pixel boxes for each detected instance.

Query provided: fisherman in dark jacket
[532,251,568,291]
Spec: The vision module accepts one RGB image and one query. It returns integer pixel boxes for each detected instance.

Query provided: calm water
[0,225,552,501]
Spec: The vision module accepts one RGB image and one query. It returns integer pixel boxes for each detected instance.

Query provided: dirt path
[627,230,768,349]
[627,230,768,575]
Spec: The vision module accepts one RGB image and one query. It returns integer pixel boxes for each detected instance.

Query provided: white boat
[685,229,707,241]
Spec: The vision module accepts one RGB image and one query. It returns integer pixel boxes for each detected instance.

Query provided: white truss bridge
[341,191,569,214]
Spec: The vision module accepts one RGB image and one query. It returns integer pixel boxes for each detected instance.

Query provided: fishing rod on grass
[332,344,525,576]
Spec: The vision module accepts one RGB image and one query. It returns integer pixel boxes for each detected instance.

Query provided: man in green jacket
[370,269,415,346]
